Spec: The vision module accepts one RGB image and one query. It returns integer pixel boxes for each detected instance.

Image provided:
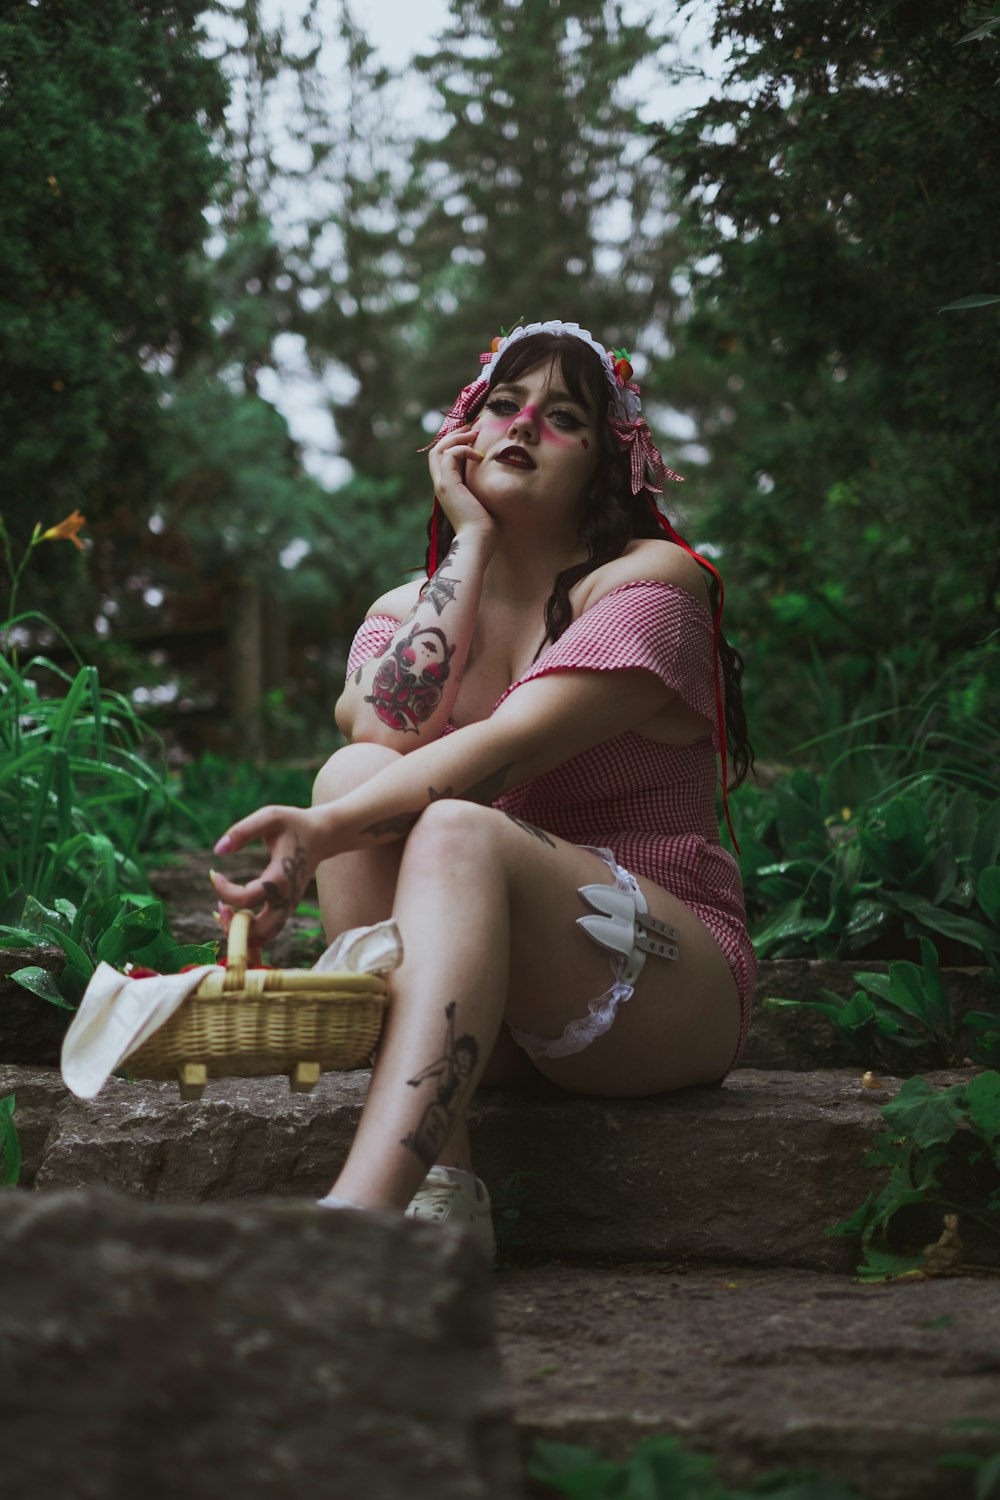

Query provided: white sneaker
[405,1166,496,1260]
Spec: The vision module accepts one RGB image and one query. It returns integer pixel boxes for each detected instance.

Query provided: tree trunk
[227,578,263,762]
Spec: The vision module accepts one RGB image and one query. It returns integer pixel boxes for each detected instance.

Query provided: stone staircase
[1,926,998,1498]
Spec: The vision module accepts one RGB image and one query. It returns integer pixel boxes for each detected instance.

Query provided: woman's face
[464,357,601,517]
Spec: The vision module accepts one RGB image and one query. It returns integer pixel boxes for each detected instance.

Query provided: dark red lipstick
[495,445,536,469]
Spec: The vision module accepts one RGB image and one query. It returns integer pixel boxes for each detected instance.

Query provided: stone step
[496,1264,1000,1500]
[2,940,991,1071]
[2,1064,982,1272]
[0,1187,521,1500]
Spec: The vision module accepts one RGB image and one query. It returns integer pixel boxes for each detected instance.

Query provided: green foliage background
[649,0,1000,753]
[1,0,997,768]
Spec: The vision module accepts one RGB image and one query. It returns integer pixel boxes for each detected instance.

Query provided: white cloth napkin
[60,919,403,1100]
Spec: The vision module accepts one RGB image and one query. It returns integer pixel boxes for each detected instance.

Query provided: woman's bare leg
[326,800,741,1210]
[311,744,529,1178]
[312,742,405,936]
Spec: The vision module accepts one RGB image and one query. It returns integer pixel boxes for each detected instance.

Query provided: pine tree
[408,0,674,416]
[0,0,228,621]
[651,0,1000,746]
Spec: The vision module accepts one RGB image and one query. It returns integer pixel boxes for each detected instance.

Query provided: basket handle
[225,908,253,983]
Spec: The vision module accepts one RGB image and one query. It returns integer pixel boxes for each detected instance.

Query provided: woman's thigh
[424,805,742,1097]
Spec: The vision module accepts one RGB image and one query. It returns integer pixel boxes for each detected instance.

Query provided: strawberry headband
[423,320,739,848]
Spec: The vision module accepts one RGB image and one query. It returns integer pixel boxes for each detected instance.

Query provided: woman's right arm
[335,423,495,749]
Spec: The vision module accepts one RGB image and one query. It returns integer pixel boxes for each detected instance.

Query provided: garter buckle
[576,881,680,987]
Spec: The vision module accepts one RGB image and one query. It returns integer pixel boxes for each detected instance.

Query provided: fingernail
[209,868,220,886]
[214,834,233,854]
[472,450,485,459]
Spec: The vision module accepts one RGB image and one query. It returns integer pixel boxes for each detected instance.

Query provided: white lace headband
[479,320,642,423]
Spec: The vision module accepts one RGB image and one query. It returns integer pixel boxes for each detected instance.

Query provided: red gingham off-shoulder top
[347,580,755,1064]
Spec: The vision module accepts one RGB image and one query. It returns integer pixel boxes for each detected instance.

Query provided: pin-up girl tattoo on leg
[401,1001,480,1169]
[365,624,456,732]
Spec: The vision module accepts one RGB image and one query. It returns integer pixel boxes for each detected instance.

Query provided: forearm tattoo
[420,539,461,616]
[359,811,421,839]
[401,1002,480,1169]
[365,623,456,732]
[262,838,307,915]
[504,813,556,848]
[359,763,515,844]
[459,761,514,805]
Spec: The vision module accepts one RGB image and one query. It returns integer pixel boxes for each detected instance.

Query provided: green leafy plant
[730,773,1000,966]
[1,893,217,1009]
[530,1434,862,1498]
[149,753,316,853]
[0,1094,20,1188]
[940,1421,1000,1500]
[724,636,1000,963]
[1,509,198,945]
[765,937,998,1073]
[0,643,186,909]
[828,1071,1000,1281]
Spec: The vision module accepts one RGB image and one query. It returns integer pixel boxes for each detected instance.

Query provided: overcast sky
[253,1,727,487]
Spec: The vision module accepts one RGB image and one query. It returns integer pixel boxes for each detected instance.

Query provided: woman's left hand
[210,803,329,945]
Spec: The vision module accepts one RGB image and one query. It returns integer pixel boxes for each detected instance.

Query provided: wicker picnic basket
[125,909,390,1100]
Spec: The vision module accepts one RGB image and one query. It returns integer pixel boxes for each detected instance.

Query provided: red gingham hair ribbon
[610,417,684,497]
[418,377,490,453]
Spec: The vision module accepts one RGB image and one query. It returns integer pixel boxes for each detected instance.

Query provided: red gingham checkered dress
[347,580,755,1064]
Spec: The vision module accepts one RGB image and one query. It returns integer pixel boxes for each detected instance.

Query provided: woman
[211,320,755,1257]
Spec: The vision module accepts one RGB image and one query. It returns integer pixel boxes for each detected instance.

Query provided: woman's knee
[402,798,498,859]
[312,741,402,805]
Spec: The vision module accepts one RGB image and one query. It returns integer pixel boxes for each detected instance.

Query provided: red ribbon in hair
[610,417,683,497]
[644,499,739,854]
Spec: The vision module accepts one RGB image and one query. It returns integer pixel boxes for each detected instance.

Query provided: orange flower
[39,509,86,552]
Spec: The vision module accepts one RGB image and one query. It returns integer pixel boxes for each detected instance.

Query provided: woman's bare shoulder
[366,577,424,621]
[576,539,710,613]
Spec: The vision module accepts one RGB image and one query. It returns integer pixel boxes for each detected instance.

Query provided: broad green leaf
[0,1095,21,1188]
[844,900,892,947]
[836,991,879,1032]
[528,1440,623,1492]
[916,937,952,1030]
[40,923,94,982]
[18,896,66,934]
[886,962,932,1024]
[978,867,1000,924]
[944,788,980,863]
[974,1452,1000,1500]
[751,900,823,953]
[10,966,74,1011]
[852,970,893,1004]
[912,1141,952,1192]
[971,798,1000,878]
[881,1077,965,1148]
[0,926,52,948]
[887,894,1000,956]
[764,997,847,1023]
[964,1071,1000,1149]
[855,1245,929,1282]
[826,1192,876,1237]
